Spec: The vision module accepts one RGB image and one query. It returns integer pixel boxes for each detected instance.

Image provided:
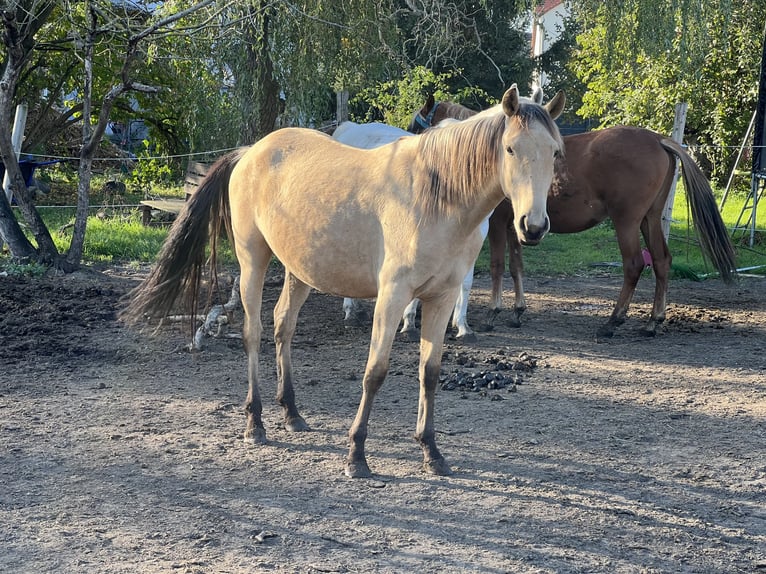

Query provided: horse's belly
[261,215,382,299]
[548,192,607,233]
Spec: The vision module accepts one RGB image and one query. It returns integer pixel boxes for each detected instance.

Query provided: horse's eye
[506,146,514,156]
[554,149,561,159]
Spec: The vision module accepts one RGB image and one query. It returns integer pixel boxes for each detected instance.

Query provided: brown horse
[121,86,565,478]
[409,95,736,340]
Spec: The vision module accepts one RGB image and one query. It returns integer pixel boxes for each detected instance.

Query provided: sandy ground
[1,264,764,573]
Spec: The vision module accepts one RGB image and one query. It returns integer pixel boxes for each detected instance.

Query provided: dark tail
[660,138,737,283]
[120,149,246,325]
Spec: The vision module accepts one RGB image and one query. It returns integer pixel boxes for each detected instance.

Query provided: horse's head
[497,84,565,246]
[408,94,438,134]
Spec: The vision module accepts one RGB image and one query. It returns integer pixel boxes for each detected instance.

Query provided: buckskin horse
[122,85,565,478]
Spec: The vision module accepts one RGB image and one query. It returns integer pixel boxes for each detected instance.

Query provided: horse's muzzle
[519,215,550,246]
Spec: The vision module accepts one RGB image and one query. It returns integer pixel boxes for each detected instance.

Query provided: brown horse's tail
[120,149,246,325]
[660,138,737,283]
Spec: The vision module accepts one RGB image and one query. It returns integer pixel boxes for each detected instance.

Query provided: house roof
[536,0,564,16]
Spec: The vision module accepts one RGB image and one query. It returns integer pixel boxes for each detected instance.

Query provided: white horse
[333,120,489,342]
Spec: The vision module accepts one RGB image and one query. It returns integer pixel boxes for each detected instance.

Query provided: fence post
[3,103,27,203]
[336,90,349,125]
[661,102,688,240]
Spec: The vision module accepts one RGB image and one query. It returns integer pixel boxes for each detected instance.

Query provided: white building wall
[532,1,569,90]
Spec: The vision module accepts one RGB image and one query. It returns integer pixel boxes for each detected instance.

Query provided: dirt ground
[0,263,764,574]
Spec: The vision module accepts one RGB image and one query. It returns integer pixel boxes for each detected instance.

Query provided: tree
[0,0,59,263]
[0,0,215,268]
[568,0,760,183]
[397,0,538,106]
[1,0,542,269]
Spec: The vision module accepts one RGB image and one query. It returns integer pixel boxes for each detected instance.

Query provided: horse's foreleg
[274,272,312,432]
[346,288,409,478]
[506,228,526,328]
[451,266,476,342]
[597,226,644,341]
[399,298,420,342]
[239,247,272,444]
[639,216,672,337]
[416,291,457,475]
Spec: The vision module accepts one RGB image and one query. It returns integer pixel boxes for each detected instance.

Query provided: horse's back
[548,126,674,232]
[333,121,411,149]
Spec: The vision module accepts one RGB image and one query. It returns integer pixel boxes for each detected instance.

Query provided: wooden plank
[140,161,212,225]
[183,161,211,197]
[139,199,186,213]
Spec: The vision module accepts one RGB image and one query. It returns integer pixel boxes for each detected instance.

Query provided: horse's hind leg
[274,272,312,431]
[415,291,457,475]
[399,298,420,342]
[596,222,644,340]
[451,265,477,343]
[238,241,273,444]
[452,215,488,342]
[343,297,370,328]
[639,215,672,336]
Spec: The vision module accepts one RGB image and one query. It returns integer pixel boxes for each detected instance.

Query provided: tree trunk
[0,189,36,260]
[239,2,280,144]
[0,1,62,265]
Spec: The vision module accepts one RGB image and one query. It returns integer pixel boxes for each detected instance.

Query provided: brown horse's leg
[482,204,509,331]
[273,272,312,431]
[239,244,273,444]
[639,216,672,336]
[506,226,526,328]
[346,287,410,478]
[415,292,456,476]
[597,223,645,340]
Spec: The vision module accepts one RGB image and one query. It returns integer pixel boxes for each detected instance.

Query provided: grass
[472,184,766,279]
[2,177,765,280]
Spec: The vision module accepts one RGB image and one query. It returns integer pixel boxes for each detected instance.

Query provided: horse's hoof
[345,460,373,479]
[423,457,452,476]
[244,427,267,444]
[344,315,366,329]
[285,416,310,432]
[399,328,420,343]
[455,332,478,344]
[639,326,657,337]
[344,317,363,328]
[507,317,522,328]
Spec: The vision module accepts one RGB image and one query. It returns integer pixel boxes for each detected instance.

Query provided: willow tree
[162,0,541,148]
[0,0,216,268]
[569,0,761,183]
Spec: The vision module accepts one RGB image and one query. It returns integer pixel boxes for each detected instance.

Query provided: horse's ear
[502,84,520,117]
[426,93,435,111]
[545,90,566,120]
[531,86,544,104]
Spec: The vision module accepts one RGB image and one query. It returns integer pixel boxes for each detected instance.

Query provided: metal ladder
[733,172,765,246]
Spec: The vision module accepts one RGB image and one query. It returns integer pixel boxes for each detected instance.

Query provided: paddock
[0,266,763,573]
